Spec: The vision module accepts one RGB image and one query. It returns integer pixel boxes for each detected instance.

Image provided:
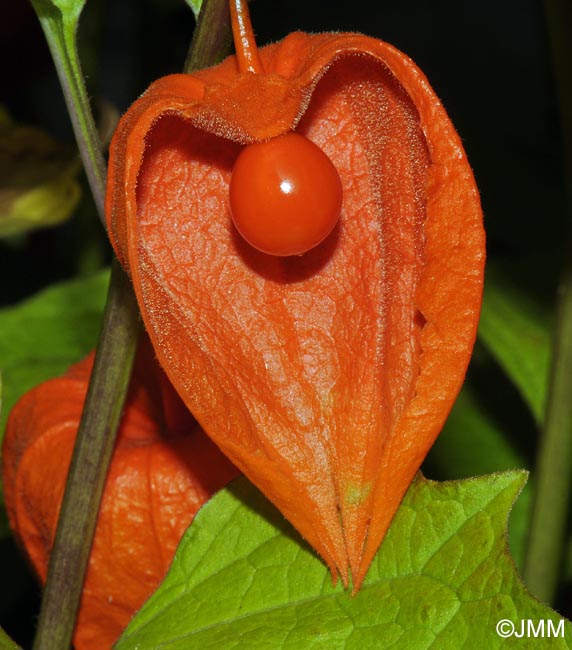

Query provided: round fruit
[229,132,342,256]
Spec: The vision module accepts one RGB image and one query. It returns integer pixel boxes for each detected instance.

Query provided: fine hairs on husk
[106,27,484,590]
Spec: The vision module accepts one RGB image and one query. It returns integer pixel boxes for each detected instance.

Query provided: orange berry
[229,132,342,256]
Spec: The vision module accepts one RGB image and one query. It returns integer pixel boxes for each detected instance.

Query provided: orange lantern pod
[106,0,485,589]
[2,339,239,649]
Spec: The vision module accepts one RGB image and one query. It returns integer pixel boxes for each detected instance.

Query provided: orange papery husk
[2,340,239,649]
[106,32,485,590]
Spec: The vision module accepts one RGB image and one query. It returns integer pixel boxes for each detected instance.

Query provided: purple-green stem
[32,259,140,650]
[185,0,232,73]
[29,0,107,227]
[30,1,233,649]
[523,0,572,604]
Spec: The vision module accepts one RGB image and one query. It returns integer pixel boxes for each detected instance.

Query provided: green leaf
[431,387,527,476]
[0,627,20,650]
[0,108,81,238]
[116,473,570,650]
[0,269,109,438]
[478,270,552,424]
[182,0,204,19]
[426,386,532,569]
[0,270,108,534]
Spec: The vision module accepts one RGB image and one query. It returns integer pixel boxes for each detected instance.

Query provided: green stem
[523,0,572,604]
[184,0,232,73]
[31,1,107,223]
[30,1,234,648]
[524,264,572,603]
[32,259,140,650]
[30,3,140,649]
[28,4,139,649]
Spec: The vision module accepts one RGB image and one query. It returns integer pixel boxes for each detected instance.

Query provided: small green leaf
[0,109,81,238]
[0,627,20,650]
[116,472,570,650]
[478,270,552,423]
[182,0,204,19]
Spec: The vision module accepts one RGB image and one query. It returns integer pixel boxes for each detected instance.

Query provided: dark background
[0,0,568,646]
[1,0,565,307]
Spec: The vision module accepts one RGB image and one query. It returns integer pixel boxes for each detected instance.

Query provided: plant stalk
[31,1,234,648]
[184,0,232,73]
[31,2,107,225]
[32,259,140,650]
[523,0,572,604]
